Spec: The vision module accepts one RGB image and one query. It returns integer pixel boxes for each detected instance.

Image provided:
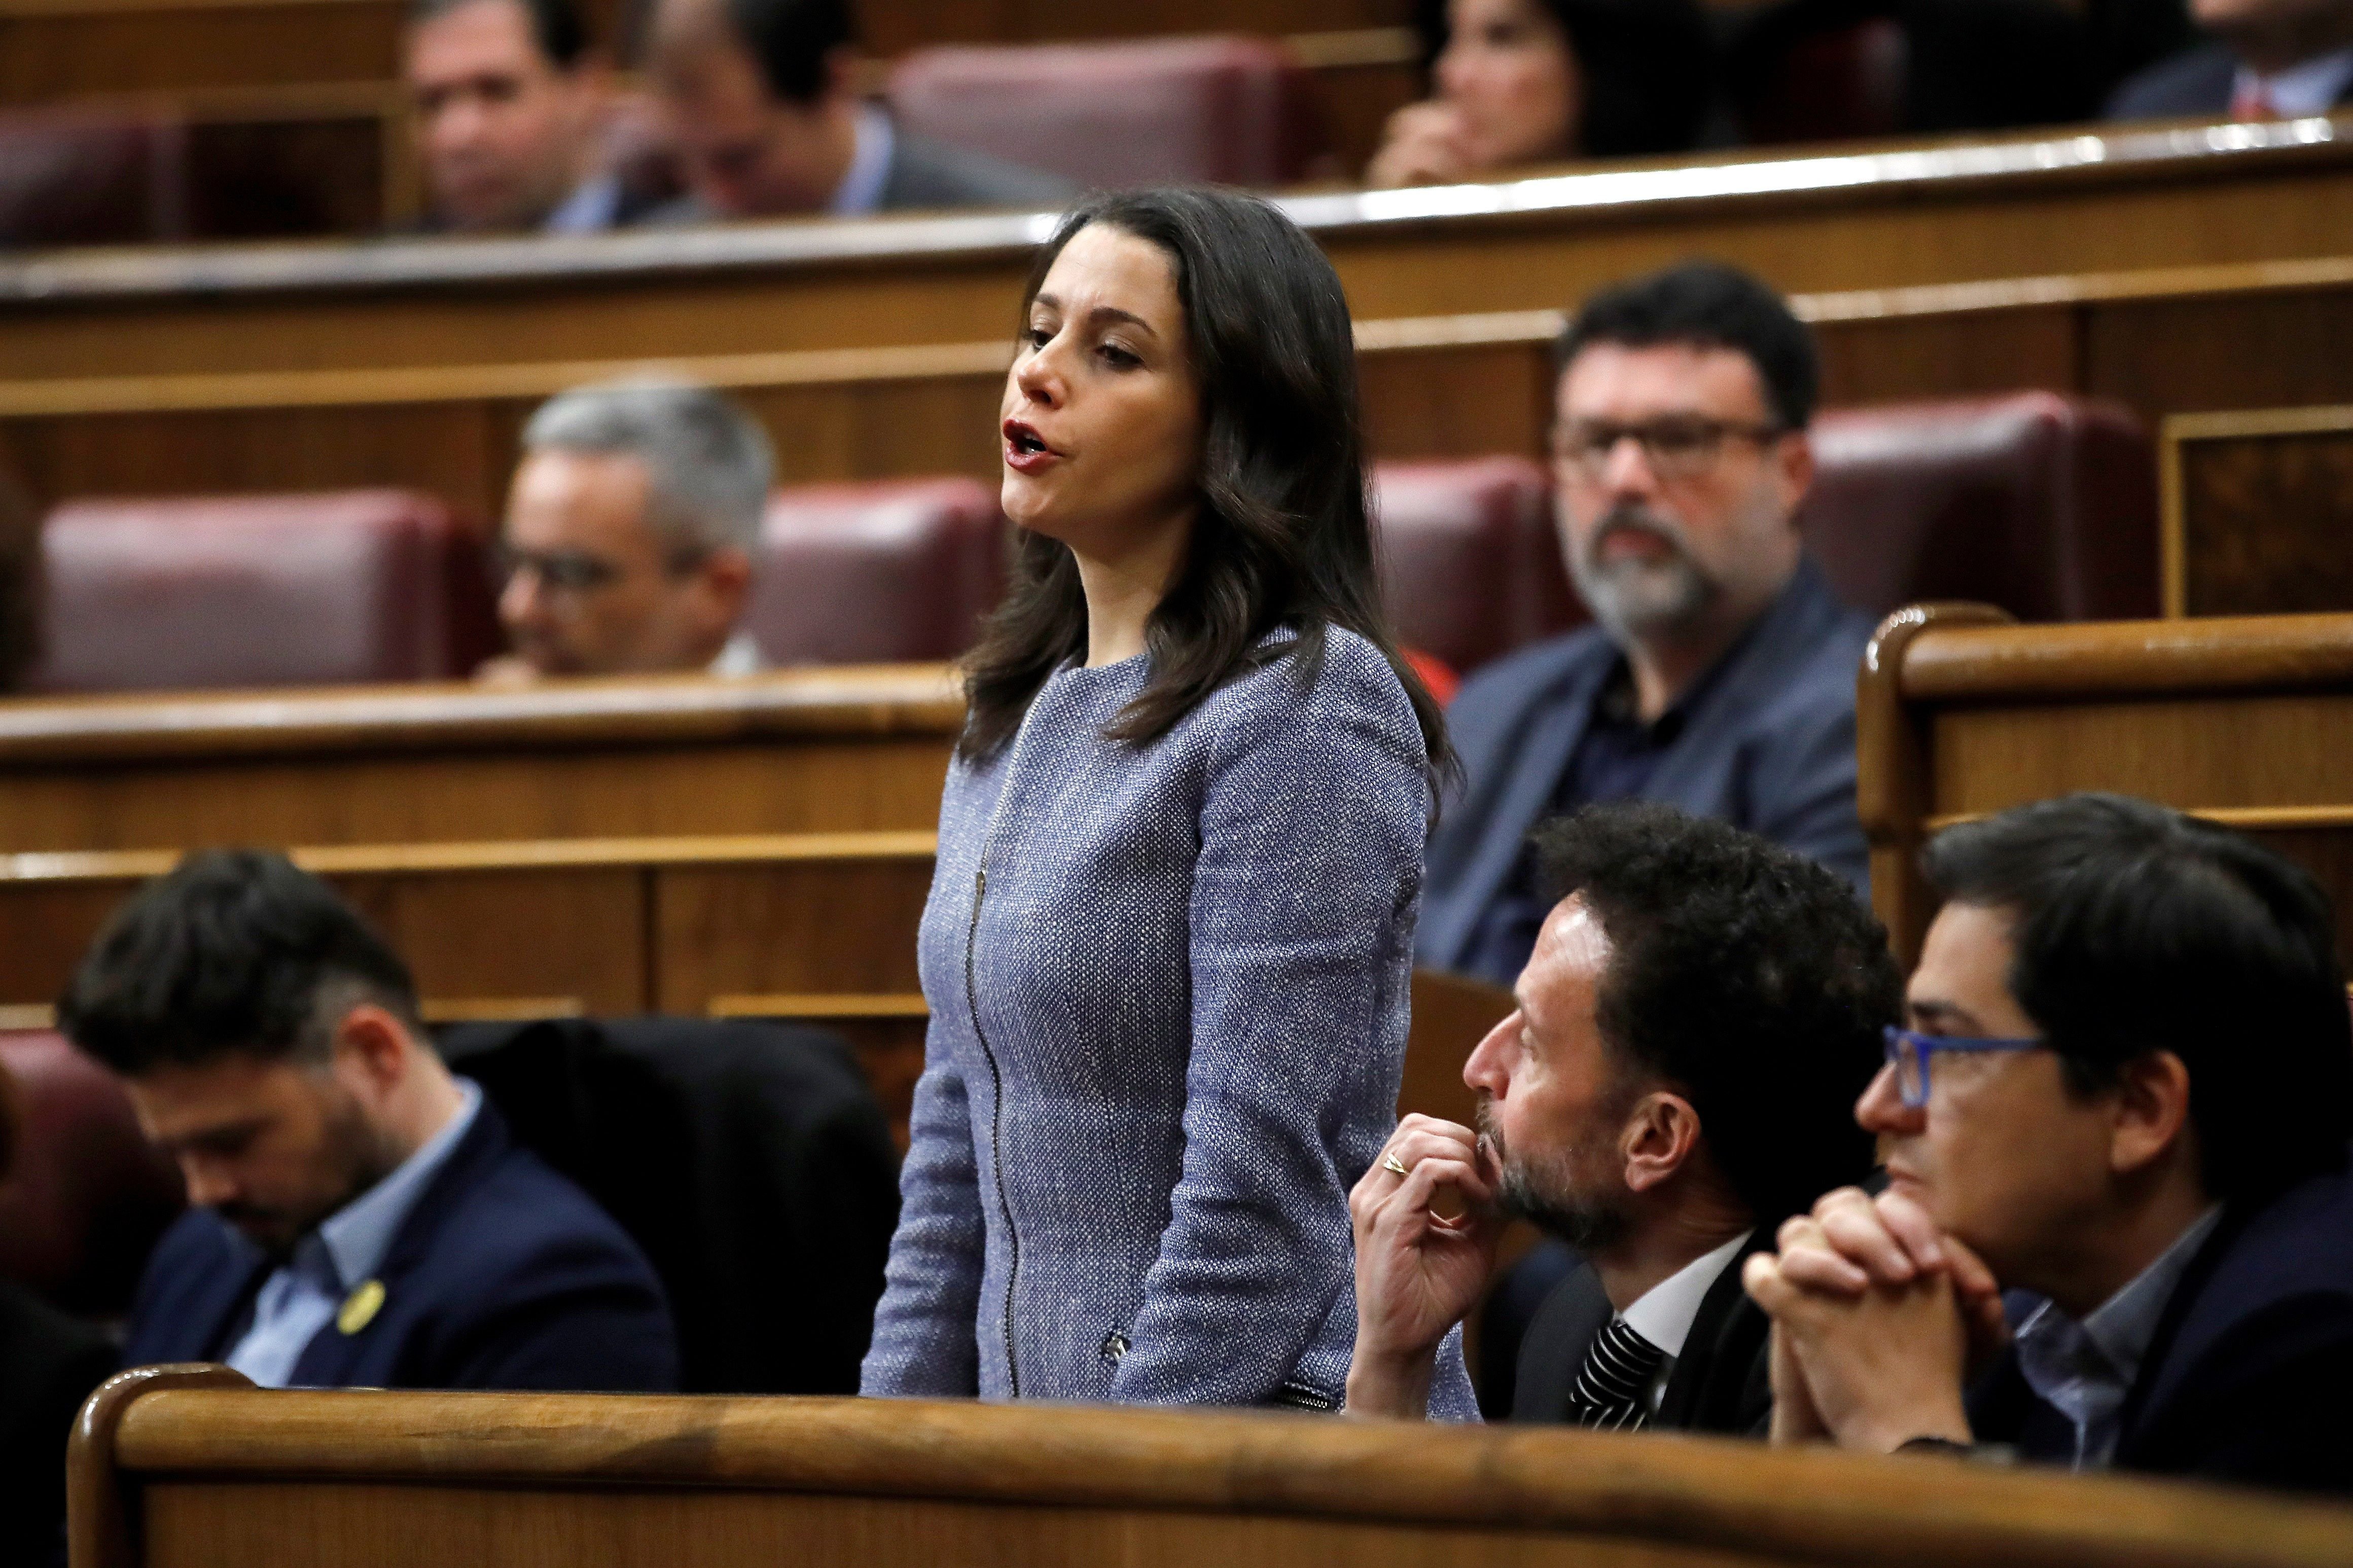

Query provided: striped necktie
[1564,1317,1665,1432]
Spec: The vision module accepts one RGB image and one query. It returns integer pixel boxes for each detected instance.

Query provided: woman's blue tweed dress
[862,628,1478,1412]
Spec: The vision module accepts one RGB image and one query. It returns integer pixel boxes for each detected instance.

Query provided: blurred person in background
[2108,0,2353,117]
[645,0,1073,221]
[479,380,773,683]
[1417,261,1874,991]
[1367,0,1713,188]
[0,1057,117,1565]
[402,0,655,234]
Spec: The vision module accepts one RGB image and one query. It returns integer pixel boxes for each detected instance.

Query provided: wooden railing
[69,1366,2353,1568]
[1858,605,2353,962]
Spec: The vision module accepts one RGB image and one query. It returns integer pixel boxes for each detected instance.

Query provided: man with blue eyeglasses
[1744,792,2353,1497]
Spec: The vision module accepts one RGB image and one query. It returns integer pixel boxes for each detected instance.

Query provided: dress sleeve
[859,1036,986,1396]
[1110,648,1429,1405]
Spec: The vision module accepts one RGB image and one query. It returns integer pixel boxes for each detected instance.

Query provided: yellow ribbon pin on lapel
[338,1279,386,1335]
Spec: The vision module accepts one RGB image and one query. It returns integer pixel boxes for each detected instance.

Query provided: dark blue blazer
[123,1100,680,1392]
[1419,557,1875,981]
[1970,1157,2353,1497]
[2106,42,2353,119]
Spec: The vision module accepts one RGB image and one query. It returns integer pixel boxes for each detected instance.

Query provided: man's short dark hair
[408,0,588,69]
[58,850,421,1078]
[1533,802,1898,1221]
[725,0,853,104]
[1554,260,1820,431]
[1923,793,2353,1201]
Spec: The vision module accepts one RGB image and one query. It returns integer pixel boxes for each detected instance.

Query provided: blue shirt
[831,105,897,217]
[224,1082,484,1388]
[2011,1206,2223,1468]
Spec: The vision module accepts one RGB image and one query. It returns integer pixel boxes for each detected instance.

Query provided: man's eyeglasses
[492,545,624,596]
[1550,417,1787,482]
[1881,1025,2046,1109]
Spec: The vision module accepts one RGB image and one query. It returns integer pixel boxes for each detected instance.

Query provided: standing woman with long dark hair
[861,187,1475,1413]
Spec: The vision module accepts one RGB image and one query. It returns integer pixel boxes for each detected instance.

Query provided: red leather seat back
[1733,17,1907,144]
[1373,458,1585,676]
[1801,392,2159,622]
[28,490,499,693]
[747,478,1007,665]
[0,109,190,247]
[0,1032,183,1317]
[887,35,1323,189]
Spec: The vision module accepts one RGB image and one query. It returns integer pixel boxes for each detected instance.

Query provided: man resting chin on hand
[1744,794,2353,1499]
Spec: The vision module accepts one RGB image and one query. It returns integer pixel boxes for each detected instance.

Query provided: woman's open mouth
[1003,420,1061,473]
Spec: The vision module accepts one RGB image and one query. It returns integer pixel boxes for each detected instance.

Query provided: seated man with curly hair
[1346,801,1900,1428]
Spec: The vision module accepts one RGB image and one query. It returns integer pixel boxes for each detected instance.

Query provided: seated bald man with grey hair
[479,379,775,682]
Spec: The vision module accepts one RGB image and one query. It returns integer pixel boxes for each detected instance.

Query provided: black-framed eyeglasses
[492,545,625,596]
[1549,417,1787,482]
[1881,1025,2046,1109]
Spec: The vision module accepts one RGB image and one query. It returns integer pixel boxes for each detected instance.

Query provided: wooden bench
[0,664,961,855]
[9,252,2353,519]
[1858,605,2353,963]
[4,117,2350,394]
[70,1366,2353,1568]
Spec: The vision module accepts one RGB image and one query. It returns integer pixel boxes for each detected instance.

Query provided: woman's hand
[1365,101,1477,189]
[1343,1114,1503,1417]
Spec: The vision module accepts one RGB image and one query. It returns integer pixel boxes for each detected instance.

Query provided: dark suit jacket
[1419,557,1875,983]
[1969,1158,2353,1497]
[1513,1229,1776,1434]
[442,1016,901,1396]
[121,1100,679,1393]
[2106,41,2353,119]
[0,1279,115,1561]
[646,121,1074,225]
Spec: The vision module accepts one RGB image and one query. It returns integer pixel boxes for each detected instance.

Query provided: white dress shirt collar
[830,104,897,217]
[1619,1228,1754,1359]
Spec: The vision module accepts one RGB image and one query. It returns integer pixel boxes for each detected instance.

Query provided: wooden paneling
[0,665,961,854]
[16,258,2353,516]
[1857,606,2353,962]
[72,1374,2353,1568]
[2161,406,2353,618]
[5,119,2351,387]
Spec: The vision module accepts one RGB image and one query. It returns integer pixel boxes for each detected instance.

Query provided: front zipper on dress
[964,859,1023,1398]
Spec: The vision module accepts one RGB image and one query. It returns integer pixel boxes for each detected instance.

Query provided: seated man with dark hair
[403,0,651,234]
[1420,260,1877,991]
[645,0,1073,221]
[1347,802,1898,1426]
[1745,793,2353,1496]
[64,850,679,1394]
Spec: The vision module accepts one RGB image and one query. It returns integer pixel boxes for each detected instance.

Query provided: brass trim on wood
[0,831,939,884]
[417,996,585,1024]
[1924,804,2353,833]
[707,993,929,1020]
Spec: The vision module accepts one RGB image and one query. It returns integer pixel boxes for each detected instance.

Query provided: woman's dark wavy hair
[957,187,1452,788]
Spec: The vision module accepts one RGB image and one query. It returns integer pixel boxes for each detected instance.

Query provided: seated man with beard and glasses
[67,850,679,1394]
[1346,803,1897,1427]
[1418,261,1876,991]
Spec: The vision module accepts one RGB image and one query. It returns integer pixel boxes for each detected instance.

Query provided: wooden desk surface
[4,118,2350,385]
[0,665,964,852]
[72,1370,2353,1568]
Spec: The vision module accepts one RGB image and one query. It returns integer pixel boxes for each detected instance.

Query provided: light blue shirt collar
[543,172,624,236]
[315,1079,483,1294]
[830,104,896,218]
[2012,1204,2222,1468]
[2232,46,2353,118]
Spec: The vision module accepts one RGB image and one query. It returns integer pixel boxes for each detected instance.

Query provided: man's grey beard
[1478,1100,1631,1254]
[1566,504,1718,646]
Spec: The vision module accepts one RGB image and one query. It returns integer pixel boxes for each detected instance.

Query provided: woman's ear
[1621,1090,1702,1194]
